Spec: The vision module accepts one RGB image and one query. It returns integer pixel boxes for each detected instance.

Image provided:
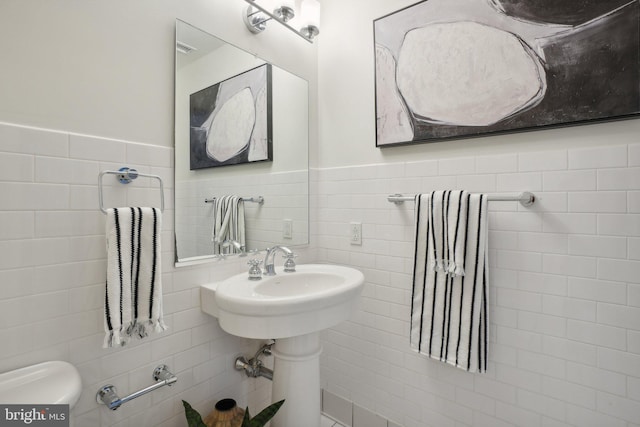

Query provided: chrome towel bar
[388,192,535,207]
[205,196,264,204]
[96,365,177,410]
[98,167,165,214]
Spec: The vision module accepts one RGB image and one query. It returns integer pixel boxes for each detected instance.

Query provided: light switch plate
[350,222,362,245]
[283,219,293,239]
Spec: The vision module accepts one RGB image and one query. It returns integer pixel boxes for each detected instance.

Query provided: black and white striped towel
[104,207,166,348]
[411,191,488,373]
[427,190,469,277]
[211,195,246,254]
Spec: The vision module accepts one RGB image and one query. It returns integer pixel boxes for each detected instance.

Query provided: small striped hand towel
[211,195,246,254]
[411,191,488,373]
[104,207,166,348]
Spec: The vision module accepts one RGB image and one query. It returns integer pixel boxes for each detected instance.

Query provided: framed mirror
[174,20,309,265]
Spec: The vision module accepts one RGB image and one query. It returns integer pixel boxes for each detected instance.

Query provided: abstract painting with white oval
[190,64,272,168]
[374,0,640,146]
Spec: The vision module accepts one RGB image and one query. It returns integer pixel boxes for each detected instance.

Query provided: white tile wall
[0,122,290,426]
[3,119,640,427]
[316,143,640,427]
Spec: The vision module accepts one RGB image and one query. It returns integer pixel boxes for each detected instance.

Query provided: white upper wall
[1,0,637,165]
[316,0,640,168]
[0,0,317,148]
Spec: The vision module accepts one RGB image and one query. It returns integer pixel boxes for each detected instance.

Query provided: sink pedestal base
[271,333,321,427]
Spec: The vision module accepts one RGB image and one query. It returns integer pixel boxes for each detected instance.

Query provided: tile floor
[321,414,346,427]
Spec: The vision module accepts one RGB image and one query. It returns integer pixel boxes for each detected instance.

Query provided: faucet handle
[283,253,297,273]
[222,239,247,257]
[247,259,263,280]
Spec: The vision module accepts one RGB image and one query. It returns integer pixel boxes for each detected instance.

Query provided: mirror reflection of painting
[175,19,309,264]
[374,0,640,146]
[190,63,273,168]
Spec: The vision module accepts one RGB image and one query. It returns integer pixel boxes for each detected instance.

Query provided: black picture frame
[374,0,640,147]
[190,63,273,168]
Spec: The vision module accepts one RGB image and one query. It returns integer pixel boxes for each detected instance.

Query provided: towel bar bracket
[388,193,405,205]
[96,364,177,410]
[116,167,139,184]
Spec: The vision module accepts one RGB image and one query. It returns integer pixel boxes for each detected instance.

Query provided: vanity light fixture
[273,0,295,21]
[242,0,321,43]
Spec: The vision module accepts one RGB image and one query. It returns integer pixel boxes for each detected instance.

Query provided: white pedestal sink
[200,263,364,427]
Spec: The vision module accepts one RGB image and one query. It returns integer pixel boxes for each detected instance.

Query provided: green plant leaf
[242,407,252,426]
[243,399,285,427]
[182,400,207,427]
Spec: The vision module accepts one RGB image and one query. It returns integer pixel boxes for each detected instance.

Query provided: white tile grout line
[321,414,345,427]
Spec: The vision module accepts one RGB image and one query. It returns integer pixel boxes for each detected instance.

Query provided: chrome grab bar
[96,365,177,410]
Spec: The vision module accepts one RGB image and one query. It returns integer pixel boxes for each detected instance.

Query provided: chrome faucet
[263,245,294,275]
[221,239,246,257]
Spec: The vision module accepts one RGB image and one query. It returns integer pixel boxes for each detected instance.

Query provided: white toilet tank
[0,361,82,408]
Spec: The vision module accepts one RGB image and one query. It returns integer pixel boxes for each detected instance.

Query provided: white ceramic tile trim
[316,143,640,427]
[321,414,346,427]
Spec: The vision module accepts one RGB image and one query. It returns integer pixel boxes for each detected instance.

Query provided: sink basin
[200,263,364,339]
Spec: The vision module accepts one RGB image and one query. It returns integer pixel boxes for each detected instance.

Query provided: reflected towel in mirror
[211,195,246,254]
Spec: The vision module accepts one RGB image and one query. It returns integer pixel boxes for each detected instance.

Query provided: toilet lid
[0,361,82,408]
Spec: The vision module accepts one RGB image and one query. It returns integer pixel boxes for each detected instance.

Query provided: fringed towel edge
[104,319,168,348]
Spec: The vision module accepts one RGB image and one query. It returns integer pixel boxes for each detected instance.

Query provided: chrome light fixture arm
[243,4,271,34]
[242,0,317,43]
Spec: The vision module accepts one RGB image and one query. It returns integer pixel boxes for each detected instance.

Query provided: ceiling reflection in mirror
[175,20,309,265]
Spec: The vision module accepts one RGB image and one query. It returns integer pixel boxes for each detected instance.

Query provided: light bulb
[300,0,320,29]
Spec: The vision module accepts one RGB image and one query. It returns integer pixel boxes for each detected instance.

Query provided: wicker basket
[203,398,245,427]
